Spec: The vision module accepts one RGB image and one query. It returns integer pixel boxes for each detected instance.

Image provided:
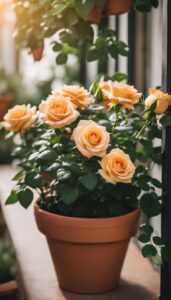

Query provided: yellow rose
[145,88,171,114]
[99,148,135,184]
[72,120,110,158]
[99,81,142,110]
[3,104,37,132]
[53,85,93,109]
[39,95,79,129]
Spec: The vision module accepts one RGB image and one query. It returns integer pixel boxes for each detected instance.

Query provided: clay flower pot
[0,280,18,298]
[0,95,12,120]
[106,0,132,15]
[31,48,44,61]
[88,5,102,24]
[35,201,140,294]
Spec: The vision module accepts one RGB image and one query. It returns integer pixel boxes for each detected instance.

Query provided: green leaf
[60,186,79,205]
[5,191,18,205]
[51,3,67,15]
[64,8,78,27]
[142,244,157,258]
[140,194,161,217]
[25,172,43,188]
[56,53,68,65]
[12,170,25,181]
[75,0,94,19]
[87,48,99,62]
[151,178,162,189]
[153,236,163,246]
[135,165,146,175]
[109,44,118,59]
[62,161,82,175]
[140,224,153,236]
[5,132,14,140]
[111,72,128,82]
[18,189,34,209]
[28,152,39,161]
[80,174,98,191]
[43,163,61,177]
[115,41,129,56]
[52,42,63,52]
[57,168,71,181]
[37,150,57,162]
[138,180,150,191]
[138,234,150,243]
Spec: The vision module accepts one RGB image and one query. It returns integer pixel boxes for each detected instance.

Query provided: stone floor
[0,165,160,300]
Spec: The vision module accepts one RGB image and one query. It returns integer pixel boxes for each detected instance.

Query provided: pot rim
[34,199,140,228]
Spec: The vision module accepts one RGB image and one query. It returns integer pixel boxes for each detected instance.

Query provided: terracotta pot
[0,280,18,298]
[106,0,132,15]
[0,95,12,120]
[35,201,140,294]
[88,5,102,24]
[31,48,43,61]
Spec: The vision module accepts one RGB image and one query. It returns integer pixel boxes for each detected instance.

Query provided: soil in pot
[106,0,132,15]
[35,201,140,294]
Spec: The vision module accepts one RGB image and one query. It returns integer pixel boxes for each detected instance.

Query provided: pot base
[47,238,129,294]
[59,284,118,295]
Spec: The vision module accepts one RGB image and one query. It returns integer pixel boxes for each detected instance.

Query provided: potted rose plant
[2,80,167,294]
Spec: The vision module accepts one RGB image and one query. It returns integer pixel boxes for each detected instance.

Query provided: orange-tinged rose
[99,81,142,110]
[39,95,79,128]
[3,104,37,132]
[99,148,135,184]
[145,88,171,114]
[72,120,110,158]
[53,85,93,109]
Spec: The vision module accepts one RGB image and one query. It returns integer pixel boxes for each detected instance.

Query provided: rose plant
[2,80,171,266]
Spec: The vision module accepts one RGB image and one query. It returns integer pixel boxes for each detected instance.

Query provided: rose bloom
[53,85,93,109]
[99,81,142,110]
[3,104,37,132]
[145,88,171,114]
[72,120,110,158]
[99,148,135,184]
[39,95,79,129]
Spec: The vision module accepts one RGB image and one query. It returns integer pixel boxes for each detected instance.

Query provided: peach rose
[99,81,142,110]
[53,85,93,109]
[145,88,171,114]
[38,95,79,128]
[99,148,135,184]
[3,104,37,132]
[72,120,110,158]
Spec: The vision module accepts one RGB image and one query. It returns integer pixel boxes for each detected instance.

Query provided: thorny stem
[136,119,152,139]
